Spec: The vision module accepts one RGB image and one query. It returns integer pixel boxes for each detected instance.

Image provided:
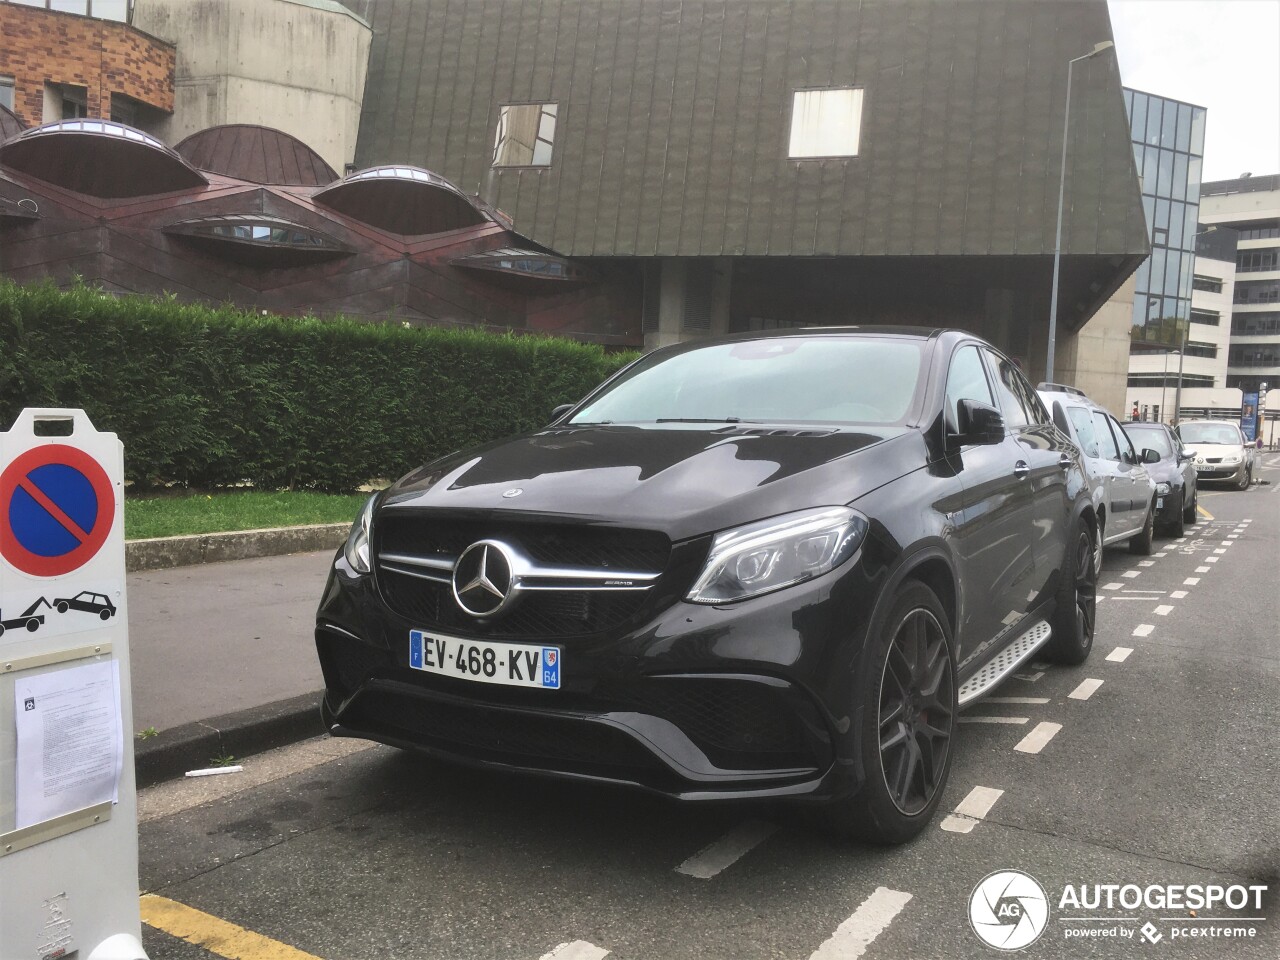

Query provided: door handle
[1014,461,1031,479]
[1058,453,1073,470]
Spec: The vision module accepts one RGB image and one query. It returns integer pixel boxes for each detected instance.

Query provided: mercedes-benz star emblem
[502,488,524,498]
[452,540,516,617]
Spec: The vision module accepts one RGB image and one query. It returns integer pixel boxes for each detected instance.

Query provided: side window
[1110,416,1137,461]
[982,350,1031,428]
[1066,406,1101,457]
[1091,411,1121,461]
[945,346,995,431]
[1017,378,1051,426]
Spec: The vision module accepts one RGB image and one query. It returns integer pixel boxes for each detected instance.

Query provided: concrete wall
[134,0,370,173]
[1051,274,1135,416]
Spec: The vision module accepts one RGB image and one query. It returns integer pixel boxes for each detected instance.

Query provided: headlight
[1224,455,1241,464]
[1156,482,1170,494]
[686,506,869,604]
[343,495,376,574]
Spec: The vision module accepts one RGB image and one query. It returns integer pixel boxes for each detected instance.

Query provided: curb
[126,523,348,572]
[134,691,326,788]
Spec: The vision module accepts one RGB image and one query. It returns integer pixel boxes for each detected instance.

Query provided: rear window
[570,337,926,426]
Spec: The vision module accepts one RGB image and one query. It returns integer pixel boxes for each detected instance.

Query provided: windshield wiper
[654,417,754,424]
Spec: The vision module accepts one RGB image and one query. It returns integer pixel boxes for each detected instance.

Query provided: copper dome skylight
[163,215,351,266]
[451,247,589,288]
[0,120,208,198]
[175,125,338,186]
[313,165,487,235]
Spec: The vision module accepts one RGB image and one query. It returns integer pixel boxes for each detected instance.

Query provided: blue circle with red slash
[0,446,115,577]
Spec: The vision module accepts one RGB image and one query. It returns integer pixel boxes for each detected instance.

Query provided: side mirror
[550,403,574,422]
[954,399,1005,446]
[1142,448,1161,464]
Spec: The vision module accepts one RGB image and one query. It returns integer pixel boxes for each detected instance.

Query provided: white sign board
[0,409,147,960]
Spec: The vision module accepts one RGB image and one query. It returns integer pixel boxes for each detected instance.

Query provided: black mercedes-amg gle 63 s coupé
[316,328,1097,842]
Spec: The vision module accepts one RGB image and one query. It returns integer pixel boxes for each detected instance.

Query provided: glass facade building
[1123,89,1207,348]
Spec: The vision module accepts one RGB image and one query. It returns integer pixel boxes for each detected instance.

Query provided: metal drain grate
[958,621,1051,707]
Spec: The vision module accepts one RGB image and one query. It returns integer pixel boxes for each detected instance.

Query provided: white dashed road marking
[1206,556,1219,563]
[1013,671,1044,682]
[1015,722,1063,755]
[1170,590,1187,599]
[1107,647,1133,662]
[1154,552,1167,558]
[540,942,610,960]
[1220,541,1233,547]
[1138,560,1155,567]
[940,786,1004,833]
[1103,582,1123,591]
[1196,566,1210,573]
[809,887,913,960]
[959,716,1029,725]
[985,697,1050,705]
[1154,605,1173,616]
[1184,577,1201,585]
[675,820,777,879]
[1122,570,1141,578]
[1133,624,1155,637]
[1069,678,1104,700]
[1214,549,1227,554]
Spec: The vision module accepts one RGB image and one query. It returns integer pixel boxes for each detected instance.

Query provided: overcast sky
[1109,0,1280,183]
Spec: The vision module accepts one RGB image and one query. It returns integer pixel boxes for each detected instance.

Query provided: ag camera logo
[970,870,1050,950]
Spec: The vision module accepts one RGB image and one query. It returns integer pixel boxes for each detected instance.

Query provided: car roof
[643,326,992,362]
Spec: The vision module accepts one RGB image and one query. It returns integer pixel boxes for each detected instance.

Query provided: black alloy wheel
[1047,520,1097,664]
[1183,484,1198,524]
[878,607,954,816]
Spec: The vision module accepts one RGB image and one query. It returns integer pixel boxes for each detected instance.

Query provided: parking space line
[1103,582,1124,591]
[809,887,913,960]
[675,820,777,879]
[1198,505,1214,520]
[1170,590,1187,599]
[1069,679,1104,700]
[1228,534,1239,538]
[1196,566,1211,573]
[1154,605,1173,616]
[1106,647,1133,662]
[1220,540,1233,546]
[1013,671,1044,682]
[1214,548,1227,554]
[1138,560,1155,567]
[1122,570,1141,578]
[1014,722,1062,755]
[1132,624,1155,637]
[1206,556,1219,563]
[959,716,1030,724]
[1153,552,1167,558]
[140,894,325,960]
[940,786,1004,833]
[985,696,1050,704]
[1184,577,1200,585]
[540,942,611,960]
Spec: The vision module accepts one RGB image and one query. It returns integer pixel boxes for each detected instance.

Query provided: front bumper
[1194,461,1246,483]
[315,549,878,802]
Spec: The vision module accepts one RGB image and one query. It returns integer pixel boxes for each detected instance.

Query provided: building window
[1128,373,1214,388]
[788,88,864,159]
[1235,223,1280,241]
[2,1,130,22]
[0,75,14,111]
[1183,341,1217,359]
[1231,312,1280,336]
[1236,249,1279,273]
[1228,344,1280,368]
[1191,274,1222,293]
[1190,308,1219,326]
[1235,280,1280,304]
[492,103,557,167]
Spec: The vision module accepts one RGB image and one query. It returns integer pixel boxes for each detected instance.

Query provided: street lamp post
[1046,40,1115,383]
[1173,226,1218,423]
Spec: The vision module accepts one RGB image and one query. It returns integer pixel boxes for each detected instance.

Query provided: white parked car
[1176,420,1255,490]
[1038,384,1157,572]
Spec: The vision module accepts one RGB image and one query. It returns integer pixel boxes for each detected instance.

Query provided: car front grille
[374,515,670,639]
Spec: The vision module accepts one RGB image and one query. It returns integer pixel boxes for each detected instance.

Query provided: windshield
[570,337,926,426]
[1123,426,1174,458]
[1178,422,1242,445]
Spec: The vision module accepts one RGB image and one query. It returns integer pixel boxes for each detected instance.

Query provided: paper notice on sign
[14,659,123,830]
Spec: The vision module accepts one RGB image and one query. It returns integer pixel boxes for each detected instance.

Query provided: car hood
[1183,442,1246,459]
[1141,457,1182,483]
[381,424,923,540]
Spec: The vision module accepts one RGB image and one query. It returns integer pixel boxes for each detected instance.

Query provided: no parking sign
[0,409,147,960]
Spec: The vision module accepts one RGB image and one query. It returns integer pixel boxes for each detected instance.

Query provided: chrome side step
[957,621,1052,708]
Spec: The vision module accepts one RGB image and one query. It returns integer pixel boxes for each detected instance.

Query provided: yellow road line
[140,894,325,960]
[1197,504,1214,520]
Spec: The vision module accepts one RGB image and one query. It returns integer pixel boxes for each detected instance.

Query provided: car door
[984,350,1070,607]
[941,344,1036,667]
[1103,413,1152,531]
[1089,410,1134,538]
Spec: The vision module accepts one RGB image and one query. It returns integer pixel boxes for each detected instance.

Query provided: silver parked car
[1176,420,1255,490]
[1038,384,1157,572]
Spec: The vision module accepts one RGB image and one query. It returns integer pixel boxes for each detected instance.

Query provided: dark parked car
[316,329,1096,842]
[1121,422,1198,536]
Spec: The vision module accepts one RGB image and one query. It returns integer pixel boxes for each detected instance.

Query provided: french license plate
[409,630,560,689]
[1157,496,1164,508]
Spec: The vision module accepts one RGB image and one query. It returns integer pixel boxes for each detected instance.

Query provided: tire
[1165,492,1185,538]
[25,618,40,632]
[100,609,112,620]
[1237,467,1251,491]
[56,601,69,613]
[1182,484,1197,525]
[1093,515,1105,575]
[815,581,956,844]
[0,624,5,638]
[1046,516,1097,665]
[1129,501,1154,555]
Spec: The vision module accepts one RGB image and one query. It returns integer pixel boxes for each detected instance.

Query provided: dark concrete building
[348,0,1149,381]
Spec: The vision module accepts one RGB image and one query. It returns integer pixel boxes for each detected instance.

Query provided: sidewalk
[129,549,334,784]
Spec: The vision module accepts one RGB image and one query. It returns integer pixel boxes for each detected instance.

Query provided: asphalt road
[137,457,1280,960]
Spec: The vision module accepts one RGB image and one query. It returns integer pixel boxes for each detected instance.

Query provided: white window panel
[789,88,863,159]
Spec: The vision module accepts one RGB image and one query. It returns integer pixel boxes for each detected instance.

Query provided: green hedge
[0,282,637,491]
